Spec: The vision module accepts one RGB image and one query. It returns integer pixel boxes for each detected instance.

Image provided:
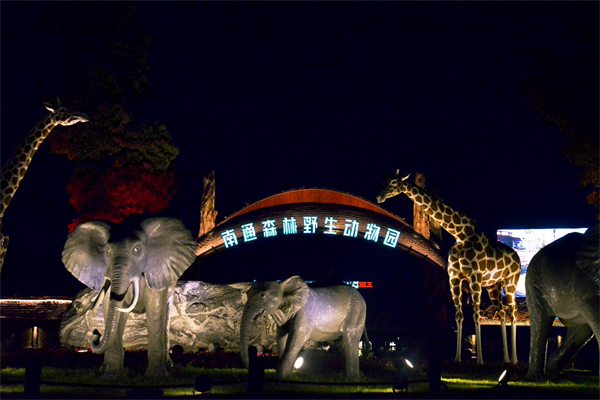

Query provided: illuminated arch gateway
[196,188,445,269]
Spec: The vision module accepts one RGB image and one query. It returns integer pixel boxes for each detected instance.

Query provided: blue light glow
[262,220,277,237]
[221,217,404,252]
[241,223,257,242]
[383,228,401,248]
[343,219,359,237]
[324,217,338,235]
[283,217,298,234]
[303,216,318,233]
[364,223,380,242]
[221,229,238,248]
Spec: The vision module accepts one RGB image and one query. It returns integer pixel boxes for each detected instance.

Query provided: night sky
[1,2,597,300]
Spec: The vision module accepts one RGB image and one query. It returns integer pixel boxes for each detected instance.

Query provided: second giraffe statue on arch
[377,170,520,365]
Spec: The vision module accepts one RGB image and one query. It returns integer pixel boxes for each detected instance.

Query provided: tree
[522,76,599,215]
[520,14,599,217]
[43,4,180,230]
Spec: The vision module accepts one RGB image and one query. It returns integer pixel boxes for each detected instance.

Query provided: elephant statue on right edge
[526,224,599,379]
[240,276,368,382]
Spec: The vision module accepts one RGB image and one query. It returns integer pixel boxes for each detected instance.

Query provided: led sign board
[340,281,374,289]
[291,280,374,289]
[497,228,587,297]
[221,216,401,249]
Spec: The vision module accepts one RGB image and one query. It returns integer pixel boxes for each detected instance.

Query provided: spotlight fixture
[194,375,212,395]
[497,369,511,387]
[392,358,414,393]
[294,356,304,369]
[393,369,409,393]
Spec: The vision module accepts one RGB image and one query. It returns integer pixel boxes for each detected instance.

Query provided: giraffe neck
[1,113,57,219]
[400,181,481,243]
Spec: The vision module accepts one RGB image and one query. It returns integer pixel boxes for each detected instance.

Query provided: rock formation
[60,281,287,352]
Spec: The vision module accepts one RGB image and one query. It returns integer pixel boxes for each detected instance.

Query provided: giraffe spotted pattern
[0,101,88,272]
[377,171,520,365]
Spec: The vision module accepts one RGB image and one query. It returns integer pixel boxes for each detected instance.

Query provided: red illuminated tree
[44,4,180,230]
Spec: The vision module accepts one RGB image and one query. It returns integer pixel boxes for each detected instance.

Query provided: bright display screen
[496,228,587,297]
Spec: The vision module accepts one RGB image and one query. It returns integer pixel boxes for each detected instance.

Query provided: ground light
[492,368,512,396]
[498,369,510,387]
[194,375,212,396]
[294,356,304,369]
[393,358,415,393]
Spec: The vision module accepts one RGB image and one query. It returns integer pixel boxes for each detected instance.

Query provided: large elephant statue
[62,216,197,378]
[526,224,599,379]
[240,276,367,382]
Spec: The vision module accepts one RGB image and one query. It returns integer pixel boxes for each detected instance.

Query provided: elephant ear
[277,276,310,325]
[62,221,111,291]
[141,218,197,290]
[576,224,599,286]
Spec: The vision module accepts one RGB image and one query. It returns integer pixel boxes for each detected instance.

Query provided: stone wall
[59,281,282,352]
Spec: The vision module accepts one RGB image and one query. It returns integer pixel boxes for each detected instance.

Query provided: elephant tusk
[253,310,265,322]
[90,279,110,314]
[117,277,140,313]
[271,309,287,326]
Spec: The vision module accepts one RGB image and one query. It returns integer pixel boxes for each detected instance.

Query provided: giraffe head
[376,169,411,204]
[44,101,89,126]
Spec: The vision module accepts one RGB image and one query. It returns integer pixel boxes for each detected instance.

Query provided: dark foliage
[40,3,181,230]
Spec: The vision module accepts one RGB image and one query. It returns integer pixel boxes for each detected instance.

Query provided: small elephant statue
[62,216,197,378]
[526,224,599,379]
[240,276,368,382]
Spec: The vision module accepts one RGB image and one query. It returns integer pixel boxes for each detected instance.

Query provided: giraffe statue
[376,170,520,364]
[0,100,88,272]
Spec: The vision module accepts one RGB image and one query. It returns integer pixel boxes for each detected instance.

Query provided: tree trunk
[198,171,218,240]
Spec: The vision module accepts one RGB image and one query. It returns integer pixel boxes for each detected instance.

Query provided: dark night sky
[1,2,598,299]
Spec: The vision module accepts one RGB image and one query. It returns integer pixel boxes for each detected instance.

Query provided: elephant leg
[102,311,129,378]
[164,291,175,369]
[580,298,600,340]
[276,320,311,380]
[526,309,554,380]
[580,298,600,373]
[546,324,594,378]
[342,327,362,382]
[144,288,170,378]
[276,326,288,357]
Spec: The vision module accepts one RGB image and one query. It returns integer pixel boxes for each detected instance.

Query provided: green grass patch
[1,363,597,399]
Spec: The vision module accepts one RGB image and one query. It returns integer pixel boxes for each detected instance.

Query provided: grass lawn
[1,361,598,399]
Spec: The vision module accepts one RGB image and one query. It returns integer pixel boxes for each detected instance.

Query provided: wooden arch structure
[196,188,446,269]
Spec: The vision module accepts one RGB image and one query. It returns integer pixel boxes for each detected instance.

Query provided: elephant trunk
[91,297,120,354]
[240,305,262,369]
[91,263,135,354]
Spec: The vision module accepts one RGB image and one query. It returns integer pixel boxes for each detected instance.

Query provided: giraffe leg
[487,283,510,363]
[469,272,484,365]
[449,270,463,363]
[503,275,519,364]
